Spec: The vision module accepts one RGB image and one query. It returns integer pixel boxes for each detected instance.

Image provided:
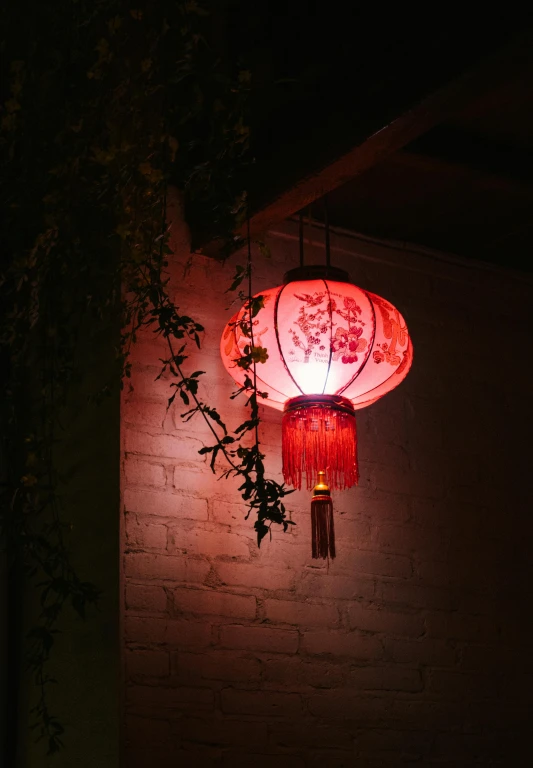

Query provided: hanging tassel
[282,395,358,491]
[311,471,335,560]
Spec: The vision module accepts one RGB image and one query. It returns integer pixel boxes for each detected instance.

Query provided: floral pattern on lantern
[221,278,412,417]
[331,325,367,364]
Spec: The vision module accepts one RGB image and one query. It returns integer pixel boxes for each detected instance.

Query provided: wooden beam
[211,31,533,247]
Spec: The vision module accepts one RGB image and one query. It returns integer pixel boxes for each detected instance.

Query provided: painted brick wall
[121,200,533,767]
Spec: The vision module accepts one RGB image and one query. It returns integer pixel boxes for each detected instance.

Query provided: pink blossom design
[331,326,368,364]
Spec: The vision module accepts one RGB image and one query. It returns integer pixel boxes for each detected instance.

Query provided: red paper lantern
[221,265,413,558]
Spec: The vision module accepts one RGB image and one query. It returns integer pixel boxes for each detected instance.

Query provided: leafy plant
[1,0,292,755]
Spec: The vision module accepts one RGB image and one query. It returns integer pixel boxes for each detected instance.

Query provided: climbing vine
[1,0,291,755]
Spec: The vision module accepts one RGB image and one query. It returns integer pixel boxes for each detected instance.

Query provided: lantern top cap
[283,265,351,284]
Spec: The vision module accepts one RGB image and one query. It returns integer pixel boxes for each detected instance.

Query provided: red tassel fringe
[311,495,336,559]
[282,405,358,490]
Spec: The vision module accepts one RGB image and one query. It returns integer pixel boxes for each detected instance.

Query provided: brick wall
[121,202,533,767]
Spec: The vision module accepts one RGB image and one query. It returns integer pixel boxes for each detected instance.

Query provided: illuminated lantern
[221,264,413,558]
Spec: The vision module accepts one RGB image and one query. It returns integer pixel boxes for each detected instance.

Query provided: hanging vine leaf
[1,0,294,754]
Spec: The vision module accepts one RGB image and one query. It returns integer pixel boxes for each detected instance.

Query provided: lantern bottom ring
[283,394,355,417]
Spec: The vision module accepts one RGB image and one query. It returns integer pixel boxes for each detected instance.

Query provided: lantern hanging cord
[324,194,331,267]
[299,211,304,267]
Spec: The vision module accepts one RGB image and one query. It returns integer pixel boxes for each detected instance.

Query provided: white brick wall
[121,201,533,766]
